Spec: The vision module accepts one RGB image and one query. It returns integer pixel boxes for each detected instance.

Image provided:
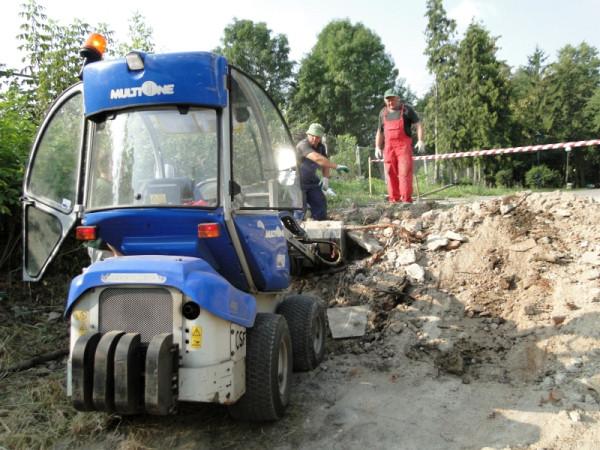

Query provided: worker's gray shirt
[296,138,327,188]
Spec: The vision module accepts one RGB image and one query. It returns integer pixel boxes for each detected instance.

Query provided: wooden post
[368,156,372,196]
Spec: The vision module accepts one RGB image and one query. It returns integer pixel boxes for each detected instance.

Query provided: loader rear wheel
[277,295,326,372]
[228,313,292,421]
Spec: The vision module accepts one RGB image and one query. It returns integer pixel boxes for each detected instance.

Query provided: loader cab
[22,46,303,294]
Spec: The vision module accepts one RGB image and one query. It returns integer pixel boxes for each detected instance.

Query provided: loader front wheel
[228,313,292,421]
[277,295,326,372]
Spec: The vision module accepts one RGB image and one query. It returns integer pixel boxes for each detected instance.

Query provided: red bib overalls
[383,106,413,203]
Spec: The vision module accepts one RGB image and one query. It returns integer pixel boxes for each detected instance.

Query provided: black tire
[277,295,326,372]
[228,313,292,421]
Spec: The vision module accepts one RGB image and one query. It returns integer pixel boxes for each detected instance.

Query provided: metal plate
[99,288,172,343]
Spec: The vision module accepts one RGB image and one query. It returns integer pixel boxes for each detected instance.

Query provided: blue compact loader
[21,34,341,420]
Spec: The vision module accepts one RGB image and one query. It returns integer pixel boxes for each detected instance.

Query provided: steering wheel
[194,178,218,205]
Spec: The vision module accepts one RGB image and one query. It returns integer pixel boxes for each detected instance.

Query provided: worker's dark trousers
[304,185,327,220]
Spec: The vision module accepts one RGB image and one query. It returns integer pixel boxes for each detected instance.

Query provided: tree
[0,86,36,215]
[509,47,549,146]
[288,19,398,146]
[16,0,114,119]
[215,18,293,109]
[541,43,600,141]
[423,0,458,181]
[541,43,600,186]
[586,86,600,134]
[453,22,511,152]
[116,11,155,55]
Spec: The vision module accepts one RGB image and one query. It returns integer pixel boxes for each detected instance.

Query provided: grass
[0,244,112,450]
[327,175,519,208]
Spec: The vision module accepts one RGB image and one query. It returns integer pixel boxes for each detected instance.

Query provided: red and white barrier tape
[371,139,600,162]
[412,139,600,161]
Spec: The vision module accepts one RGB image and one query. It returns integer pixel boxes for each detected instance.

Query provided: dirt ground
[2,190,600,449]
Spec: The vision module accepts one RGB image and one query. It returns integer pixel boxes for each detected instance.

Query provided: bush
[495,169,513,188]
[456,177,473,186]
[525,165,562,189]
[329,134,360,177]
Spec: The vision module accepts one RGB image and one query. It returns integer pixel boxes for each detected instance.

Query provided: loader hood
[66,255,256,327]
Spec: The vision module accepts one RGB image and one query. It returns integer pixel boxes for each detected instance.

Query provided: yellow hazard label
[190,326,203,349]
[73,310,88,321]
[73,310,89,335]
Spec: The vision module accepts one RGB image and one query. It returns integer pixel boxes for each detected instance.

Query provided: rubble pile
[297,191,600,409]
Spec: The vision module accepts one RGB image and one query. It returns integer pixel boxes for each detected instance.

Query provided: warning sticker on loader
[190,326,203,349]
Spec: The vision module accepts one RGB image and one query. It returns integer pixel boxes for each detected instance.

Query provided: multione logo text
[110,81,175,99]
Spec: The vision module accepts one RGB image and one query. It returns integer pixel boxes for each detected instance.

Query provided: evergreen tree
[453,22,511,152]
[423,0,458,181]
[509,47,549,145]
[541,43,600,186]
[542,43,600,141]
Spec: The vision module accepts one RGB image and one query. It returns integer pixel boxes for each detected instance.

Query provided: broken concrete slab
[406,263,425,283]
[327,305,370,338]
[396,248,417,266]
[500,203,516,215]
[347,231,383,254]
[426,235,449,251]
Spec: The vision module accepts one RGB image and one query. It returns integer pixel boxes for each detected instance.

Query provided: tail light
[76,226,97,241]
[198,223,220,238]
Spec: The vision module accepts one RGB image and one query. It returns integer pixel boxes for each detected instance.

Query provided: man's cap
[384,88,401,98]
[306,123,325,137]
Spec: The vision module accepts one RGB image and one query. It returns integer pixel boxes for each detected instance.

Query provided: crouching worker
[296,123,348,220]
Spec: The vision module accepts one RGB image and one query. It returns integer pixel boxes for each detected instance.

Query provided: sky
[1,0,599,97]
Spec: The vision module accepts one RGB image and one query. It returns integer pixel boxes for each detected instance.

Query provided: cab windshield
[87,107,218,209]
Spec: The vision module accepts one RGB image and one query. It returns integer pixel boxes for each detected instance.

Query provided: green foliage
[215,18,293,109]
[18,1,90,118]
[27,93,83,205]
[327,177,387,207]
[328,134,360,176]
[288,19,398,146]
[525,165,562,188]
[0,1,154,270]
[585,86,600,134]
[541,43,600,142]
[0,86,36,215]
[495,168,514,187]
[327,171,519,208]
[424,0,457,75]
[423,0,458,158]
[509,47,549,145]
[116,11,155,55]
[452,23,512,153]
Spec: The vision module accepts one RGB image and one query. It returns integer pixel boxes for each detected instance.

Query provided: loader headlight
[126,51,145,71]
[182,301,200,320]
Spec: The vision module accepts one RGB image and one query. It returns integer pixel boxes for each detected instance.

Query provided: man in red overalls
[375,89,425,203]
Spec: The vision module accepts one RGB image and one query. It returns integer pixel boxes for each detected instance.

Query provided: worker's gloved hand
[335,165,349,174]
[416,140,426,154]
[375,147,382,159]
[319,177,329,191]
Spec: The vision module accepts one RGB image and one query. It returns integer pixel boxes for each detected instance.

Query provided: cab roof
[82,52,229,117]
